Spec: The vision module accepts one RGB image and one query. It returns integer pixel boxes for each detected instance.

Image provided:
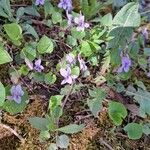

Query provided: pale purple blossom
[66,53,76,65]
[74,12,89,31]
[58,0,72,11]
[35,0,45,5]
[8,84,24,104]
[66,11,73,26]
[60,66,77,84]
[117,54,131,73]
[78,54,87,71]
[34,59,44,72]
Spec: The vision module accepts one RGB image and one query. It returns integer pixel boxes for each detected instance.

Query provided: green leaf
[23,24,39,39]
[49,95,64,110]
[101,13,112,26]
[72,66,80,76]
[39,130,50,140]
[28,117,49,131]
[143,123,150,136]
[126,88,150,117]
[108,101,127,126]
[144,48,150,56]
[0,82,5,106]
[81,41,92,57]
[48,143,58,150]
[0,43,12,64]
[4,23,22,41]
[24,6,40,17]
[3,90,28,115]
[58,124,85,134]
[113,2,141,27]
[56,134,69,149]
[44,0,54,18]
[37,35,54,54]
[124,123,143,140]
[71,28,85,39]
[88,88,106,117]
[44,72,56,85]
[108,27,133,49]
[52,12,62,24]
[66,35,77,47]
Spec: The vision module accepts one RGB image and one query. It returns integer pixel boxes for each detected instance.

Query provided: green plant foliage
[44,72,56,85]
[28,117,50,131]
[108,101,127,126]
[3,90,29,115]
[48,143,58,150]
[56,134,69,149]
[58,124,85,134]
[113,2,141,27]
[52,12,62,24]
[126,87,150,118]
[143,123,150,136]
[0,82,5,107]
[37,35,54,54]
[0,43,12,64]
[87,88,107,117]
[4,23,22,45]
[124,123,143,140]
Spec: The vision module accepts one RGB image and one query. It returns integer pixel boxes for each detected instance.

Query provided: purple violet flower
[58,0,72,11]
[8,84,24,104]
[35,0,45,5]
[74,12,89,31]
[34,59,44,72]
[117,54,131,73]
[78,54,87,71]
[66,53,76,65]
[60,66,77,85]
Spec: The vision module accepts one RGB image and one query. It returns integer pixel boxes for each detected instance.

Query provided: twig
[0,123,25,143]
[99,138,114,150]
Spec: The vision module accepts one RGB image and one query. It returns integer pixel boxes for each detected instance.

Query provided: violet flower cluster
[34,59,44,72]
[118,54,132,73]
[60,53,88,85]
[58,0,89,31]
[8,84,24,104]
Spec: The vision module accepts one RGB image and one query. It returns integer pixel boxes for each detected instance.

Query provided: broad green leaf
[72,66,80,76]
[23,24,39,39]
[37,35,53,54]
[144,48,150,56]
[24,6,40,17]
[126,88,150,117]
[48,143,58,150]
[44,0,54,18]
[52,12,62,24]
[44,72,56,85]
[28,117,49,131]
[108,101,127,126]
[66,35,77,47]
[4,23,22,41]
[113,2,141,27]
[49,95,64,110]
[58,124,85,134]
[71,28,85,39]
[39,130,50,140]
[124,123,143,140]
[0,43,12,64]
[0,82,5,106]
[143,123,150,136]
[101,13,112,26]
[88,88,106,117]
[81,41,92,57]
[3,90,28,115]
[108,27,133,49]
[56,134,69,148]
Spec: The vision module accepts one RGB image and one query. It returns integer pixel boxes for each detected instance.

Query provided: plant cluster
[0,0,150,149]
